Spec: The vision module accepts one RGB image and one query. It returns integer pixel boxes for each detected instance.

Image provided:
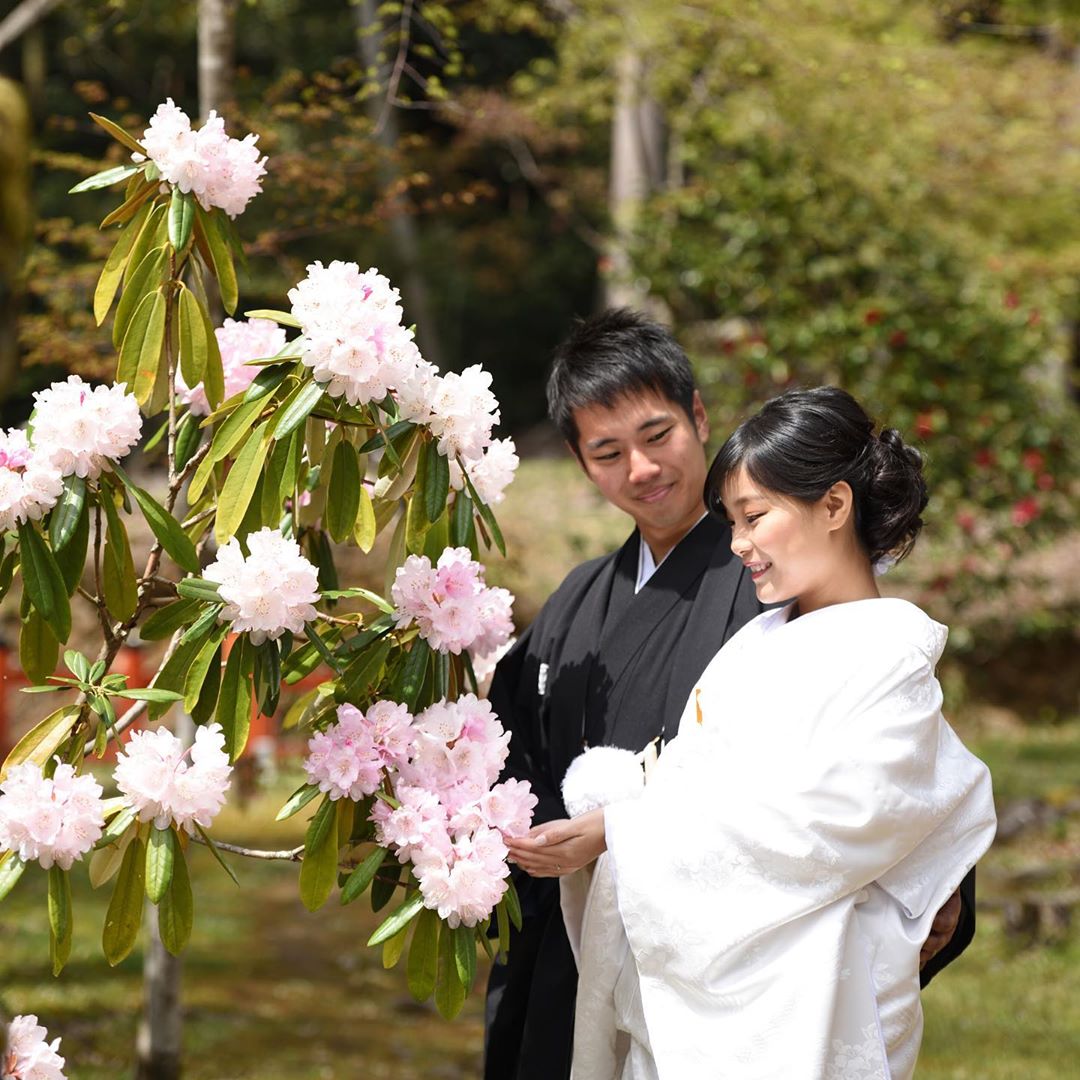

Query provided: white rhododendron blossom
[179,317,286,415]
[449,436,520,507]
[3,1015,67,1080]
[136,99,267,218]
[30,376,142,480]
[368,695,537,928]
[0,429,64,532]
[0,762,107,871]
[288,261,422,407]
[205,528,320,643]
[114,723,232,833]
[426,366,501,461]
[391,547,514,655]
[393,356,441,424]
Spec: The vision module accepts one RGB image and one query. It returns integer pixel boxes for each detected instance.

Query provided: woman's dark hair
[705,386,928,565]
[547,308,697,453]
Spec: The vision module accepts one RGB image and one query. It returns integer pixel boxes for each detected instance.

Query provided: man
[484,309,973,1080]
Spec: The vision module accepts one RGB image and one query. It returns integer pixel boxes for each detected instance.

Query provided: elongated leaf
[168,189,195,251]
[299,797,340,912]
[495,897,511,960]
[251,636,282,717]
[453,923,477,993]
[326,440,361,544]
[193,822,240,887]
[141,598,202,640]
[100,175,157,228]
[243,308,302,328]
[123,203,167,289]
[94,200,150,325]
[340,845,389,906]
[505,878,523,931]
[276,782,321,823]
[183,624,230,713]
[218,637,254,761]
[371,856,403,913]
[147,623,216,720]
[48,866,73,975]
[117,688,184,704]
[113,244,168,349]
[158,843,194,955]
[112,466,199,574]
[54,493,90,598]
[382,922,410,970]
[354,487,377,553]
[96,806,137,850]
[368,889,425,947]
[405,493,429,557]
[399,638,431,712]
[89,111,147,155]
[20,609,59,685]
[0,852,26,901]
[320,586,393,612]
[70,162,142,194]
[215,420,272,543]
[175,577,223,603]
[179,603,222,646]
[358,420,416,455]
[338,636,392,705]
[0,548,17,604]
[244,362,292,403]
[175,411,202,471]
[89,835,131,890]
[425,445,451,523]
[49,475,87,552]
[435,919,467,1020]
[177,285,208,390]
[300,621,341,675]
[100,490,138,622]
[16,522,71,643]
[103,835,146,966]
[451,492,476,550]
[273,380,326,441]
[465,473,506,556]
[407,906,440,1001]
[145,825,176,904]
[194,205,238,313]
[131,288,167,405]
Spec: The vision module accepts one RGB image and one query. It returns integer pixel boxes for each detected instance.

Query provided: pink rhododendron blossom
[426,366,501,461]
[0,429,63,532]
[413,831,511,928]
[393,357,440,424]
[0,762,107,871]
[137,99,267,218]
[3,1015,67,1080]
[204,528,320,643]
[179,318,286,415]
[391,547,515,655]
[372,784,450,862]
[31,376,142,480]
[478,779,538,839]
[114,723,232,833]
[449,436,519,506]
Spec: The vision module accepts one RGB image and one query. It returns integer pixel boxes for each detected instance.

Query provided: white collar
[635,513,709,593]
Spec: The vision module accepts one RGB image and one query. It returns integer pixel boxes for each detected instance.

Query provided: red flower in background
[1003,291,1020,309]
[888,330,908,348]
[915,412,935,439]
[956,511,976,534]
[974,448,995,468]
[1037,473,1054,491]
[1011,497,1040,527]
[864,309,883,326]
[1021,449,1045,472]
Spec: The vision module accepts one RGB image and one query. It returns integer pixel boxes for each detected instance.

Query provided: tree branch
[188,834,305,861]
[0,0,64,55]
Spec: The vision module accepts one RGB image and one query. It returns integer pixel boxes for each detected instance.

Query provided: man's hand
[506,810,606,877]
[921,888,962,970]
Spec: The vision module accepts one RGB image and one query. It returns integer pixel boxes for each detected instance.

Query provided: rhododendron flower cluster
[304,701,416,801]
[31,376,142,480]
[114,723,232,833]
[179,317,286,415]
[391,547,514,655]
[425,366,501,461]
[0,429,63,532]
[0,763,107,871]
[288,261,423,408]
[137,99,267,218]
[449,436,520,507]
[205,528,320,643]
[2,1015,67,1080]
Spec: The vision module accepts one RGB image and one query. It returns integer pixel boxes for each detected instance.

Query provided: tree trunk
[0,78,31,406]
[352,0,443,368]
[197,0,236,123]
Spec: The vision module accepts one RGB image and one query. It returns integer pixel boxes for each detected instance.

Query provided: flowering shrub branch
[0,99,528,1057]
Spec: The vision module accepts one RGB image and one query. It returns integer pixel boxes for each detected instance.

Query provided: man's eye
[594,451,620,462]
[647,426,674,443]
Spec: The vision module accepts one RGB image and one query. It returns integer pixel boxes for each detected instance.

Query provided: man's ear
[823,481,854,532]
[692,390,710,443]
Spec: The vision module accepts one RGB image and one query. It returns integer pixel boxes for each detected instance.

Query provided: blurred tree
[0,78,31,408]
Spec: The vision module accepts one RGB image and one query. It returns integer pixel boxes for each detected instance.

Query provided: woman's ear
[823,481,854,533]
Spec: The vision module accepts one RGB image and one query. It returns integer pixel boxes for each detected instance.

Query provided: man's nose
[627,448,661,484]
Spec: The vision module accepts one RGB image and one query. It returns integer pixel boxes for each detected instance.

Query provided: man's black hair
[546,308,698,452]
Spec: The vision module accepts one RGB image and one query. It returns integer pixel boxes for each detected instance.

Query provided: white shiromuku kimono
[563,598,997,1080]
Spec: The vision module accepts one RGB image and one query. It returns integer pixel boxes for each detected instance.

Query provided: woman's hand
[506,808,607,877]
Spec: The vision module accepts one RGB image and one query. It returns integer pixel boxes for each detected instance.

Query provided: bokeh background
[0,1,1077,1077]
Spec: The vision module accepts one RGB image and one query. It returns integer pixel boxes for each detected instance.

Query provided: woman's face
[721,465,842,608]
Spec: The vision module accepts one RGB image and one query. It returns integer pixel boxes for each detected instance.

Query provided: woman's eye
[746,512,764,524]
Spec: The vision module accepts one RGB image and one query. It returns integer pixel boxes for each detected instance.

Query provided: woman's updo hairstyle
[705,386,928,566]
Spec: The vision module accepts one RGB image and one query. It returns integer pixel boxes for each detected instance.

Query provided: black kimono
[483,514,975,1080]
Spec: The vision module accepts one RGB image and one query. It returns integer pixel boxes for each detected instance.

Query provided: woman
[508,387,996,1080]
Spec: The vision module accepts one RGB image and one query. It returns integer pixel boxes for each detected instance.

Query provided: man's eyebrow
[583,414,673,452]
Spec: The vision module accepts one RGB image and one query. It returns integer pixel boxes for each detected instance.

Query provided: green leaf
[215,420,272,543]
[16,522,71,643]
[301,621,342,675]
[49,475,87,552]
[194,205,238,314]
[130,288,168,406]
[299,797,340,912]
[122,203,167,290]
[370,855,402,913]
[20,610,59,686]
[0,548,17,603]
[180,604,222,645]
[0,852,26,902]
[54,494,90,598]
[273,380,326,441]
[177,285,208,391]
[276,782,321,823]
[113,244,168,349]
[251,637,281,717]
[243,362,292,403]
[96,806,138,850]
[495,897,511,960]
[147,623,216,720]
[157,840,194,955]
[326,440,361,544]
[406,906,440,1001]
[320,586,393,613]
[167,189,195,252]
[435,919,468,1020]
[367,889,425,947]
[175,577,223,603]
[452,923,477,993]
[505,877,523,931]
[355,487,377,552]
[399,638,431,711]
[117,687,185,704]
[422,508,450,563]
[145,825,176,905]
[243,308,302,328]
[89,111,147,155]
[425,445,451,523]
[100,488,138,622]
[99,175,157,228]
[48,866,73,976]
[112,465,200,574]
[201,301,225,408]
[337,636,392,705]
[103,834,146,966]
[340,845,390,906]
[450,492,476,549]
[405,492,430,556]
[183,624,230,713]
[465,473,506,556]
[94,200,150,325]
[358,420,415,454]
[382,922,410,970]
[64,649,90,680]
[69,161,142,193]
[218,637,254,761]
[141,598,203,640]
[193,822,240,887]
[175,411,202,471]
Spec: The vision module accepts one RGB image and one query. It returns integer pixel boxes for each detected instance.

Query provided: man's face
[571,388,710,553]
